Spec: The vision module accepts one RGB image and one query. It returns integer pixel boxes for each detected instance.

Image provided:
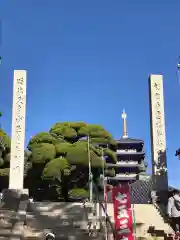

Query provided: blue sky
[0,1,180,187]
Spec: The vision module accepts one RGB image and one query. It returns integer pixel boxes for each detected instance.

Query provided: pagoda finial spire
[122,109,128,138]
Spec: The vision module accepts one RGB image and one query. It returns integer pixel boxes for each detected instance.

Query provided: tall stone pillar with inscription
[149,74,168,203]
[3,70,28,204]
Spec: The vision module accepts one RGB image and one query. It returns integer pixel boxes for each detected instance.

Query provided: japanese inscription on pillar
[149,75,167,175]
[9,70,27,190]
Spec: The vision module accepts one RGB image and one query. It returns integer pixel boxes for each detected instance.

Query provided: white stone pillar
[149,74,168,193]
[9,70,27,190]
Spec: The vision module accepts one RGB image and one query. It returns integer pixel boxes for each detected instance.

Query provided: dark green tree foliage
[0,129,11,177]
[30,143,56,164]
[0,122,117,200]
[0,129,32,184]
[43,157,70,179]
[27,122,117,200]
[0,129,14,190]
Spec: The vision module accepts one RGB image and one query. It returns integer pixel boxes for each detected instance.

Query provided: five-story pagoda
[107,110,147,184]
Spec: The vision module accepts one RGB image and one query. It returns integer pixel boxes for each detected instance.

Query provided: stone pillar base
[3,188,29,199]
[2,189,29,210]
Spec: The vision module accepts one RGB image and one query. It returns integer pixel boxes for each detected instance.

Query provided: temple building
[107,110,147,184]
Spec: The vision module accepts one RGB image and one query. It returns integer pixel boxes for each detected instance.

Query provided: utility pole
[88,135,93,202]
[101,148,108,240]
[0,113,4,148]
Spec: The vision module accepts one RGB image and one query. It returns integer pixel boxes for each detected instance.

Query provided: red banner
[112,184,134,240]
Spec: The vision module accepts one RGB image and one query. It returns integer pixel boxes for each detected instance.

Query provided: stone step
[24,231,103,240]
[26,218,100,231]
[24,236,104,240]
[26,202,105,238]
[0,229,19,238]
[0,221,12,229]
[0,210,16,216]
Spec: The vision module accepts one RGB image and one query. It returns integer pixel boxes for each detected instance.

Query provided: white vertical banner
[9,70,27,190]
[149,74,167,175]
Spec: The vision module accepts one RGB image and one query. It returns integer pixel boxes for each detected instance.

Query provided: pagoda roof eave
[116,138,144,144]
[107,176,137,181]
[107,163,143,168]
[116,151,145,156]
